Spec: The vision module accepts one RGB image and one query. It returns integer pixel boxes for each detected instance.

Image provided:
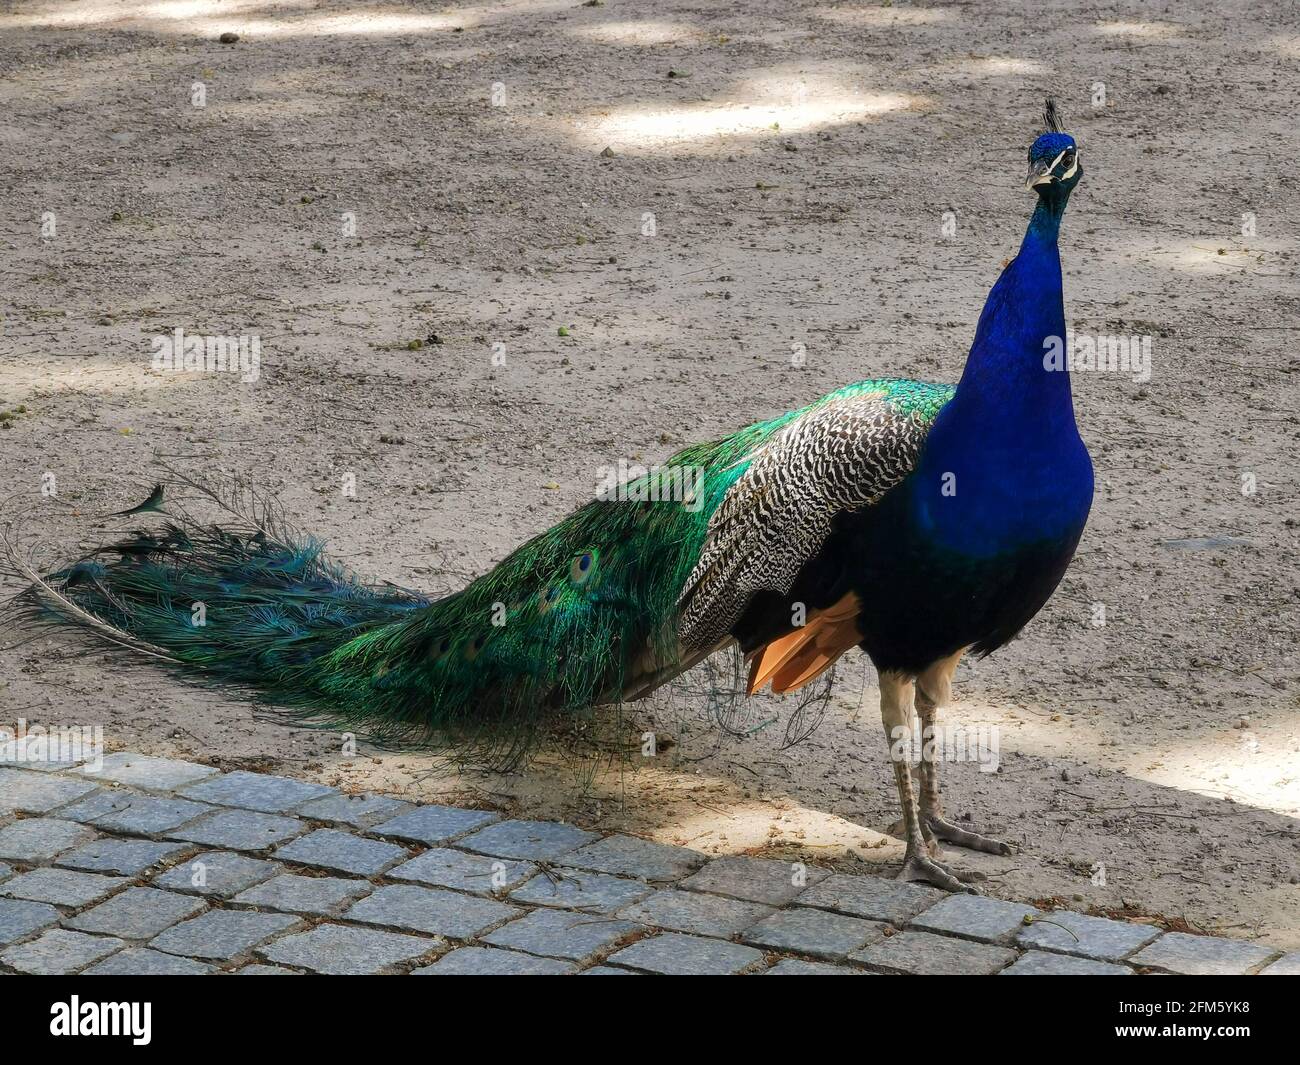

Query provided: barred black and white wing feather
[675,390,936,654]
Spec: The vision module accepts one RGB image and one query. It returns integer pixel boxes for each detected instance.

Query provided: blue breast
[906,202,1094,560]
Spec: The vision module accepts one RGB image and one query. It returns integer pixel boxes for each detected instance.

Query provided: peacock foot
[898,850,979,893]
[923,815,1013,856]
[888,815,942,858]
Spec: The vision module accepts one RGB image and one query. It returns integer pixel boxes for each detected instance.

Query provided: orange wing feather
[745,592,862,695]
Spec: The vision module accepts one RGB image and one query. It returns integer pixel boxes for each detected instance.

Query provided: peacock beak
[1026,148,1076,191]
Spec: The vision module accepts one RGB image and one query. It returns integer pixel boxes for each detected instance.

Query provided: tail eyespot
[569,551,595,584]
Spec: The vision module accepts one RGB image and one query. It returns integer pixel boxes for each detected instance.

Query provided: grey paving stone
[3,759,86,774]
[169,808,305,852]
[84,947,214,975]
[0,817,97,861]
[345,884,519,939]
[911,893,1040,942]
[851,930,1016,975]
[560,834,706,882]
[370,804,499,844]
[57,837,190,876]
[233,873,372,916]
[617,888,774,937]
[457,819,598,861]
[1002,950,1131,975]
[606,932,766,975]
[0,767,98,813]
[0,861,10,882]
[1017,910,1161,961]
[680,855,830,906]
[0,898,60,945]
[68,886,207,939]
[152,909,302,961]
[0,735,89,772]
[798,873,944,924]
[53,788,130,819]
[743,906,887,959]
[179,770,336,814]
[56,789,143,824]
[1,867,130,908]
[85,752,218,791]
[58,790,212,835]
[260,923,437,974]
[582,964,639,975]
[510,869,654,914]
[273,828,407,876]
[766,958,865,975]
[1,929,124,974]
[233,963,299,974]
[296,792,414,828]
[1129,932,1278,975]
[483,907,641,962]
[389,847,535,895]
[413,947,577,975]
[152,851,281,898]
[1261,952,1300,975]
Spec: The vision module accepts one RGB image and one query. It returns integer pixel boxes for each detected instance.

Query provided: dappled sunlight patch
[961,56,1049,76]
[1144,727,1300,817]
[569,19,703,47]
[0,0,314,30]
[0,0,587,34]
[4,358,206,394]
[958,695,1300,820]
[0,1,465,35]
[1268,34,1300,59]
[210,10,466,38]
[569,79,921,153]
[112,0,316,19]
[912,55,1050,82]
[632,790,898,857]
[280,11,465,35]
[811,4,954,28]
[1093,20,1183,40]
[1123,237,1289,276]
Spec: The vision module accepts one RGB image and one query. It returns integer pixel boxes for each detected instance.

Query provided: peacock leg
[915,654,1013,857]
[879,671,974,892]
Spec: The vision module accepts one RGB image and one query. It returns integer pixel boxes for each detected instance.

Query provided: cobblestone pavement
[0,752,1292,975]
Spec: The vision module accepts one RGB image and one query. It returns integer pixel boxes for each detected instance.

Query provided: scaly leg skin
[915,652,1014,857]
[879,671,975,892]
[885,764,939,856]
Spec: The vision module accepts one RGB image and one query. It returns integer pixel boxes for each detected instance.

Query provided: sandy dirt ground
[1,0,1298,948]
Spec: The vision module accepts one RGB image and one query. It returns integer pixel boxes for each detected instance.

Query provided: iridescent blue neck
[947,193,1074,432]
[907,189,1091,554]
[1024,195,1065,244]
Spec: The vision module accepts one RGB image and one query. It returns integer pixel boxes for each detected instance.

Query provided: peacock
[10,100,1092,891]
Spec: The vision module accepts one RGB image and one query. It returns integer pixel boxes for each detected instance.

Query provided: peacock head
[1026,98,1082,199]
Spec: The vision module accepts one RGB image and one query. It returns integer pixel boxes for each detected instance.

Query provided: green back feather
[19,378,953,767]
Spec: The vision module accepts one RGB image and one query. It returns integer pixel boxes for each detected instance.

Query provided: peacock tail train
[8,379,953,768]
